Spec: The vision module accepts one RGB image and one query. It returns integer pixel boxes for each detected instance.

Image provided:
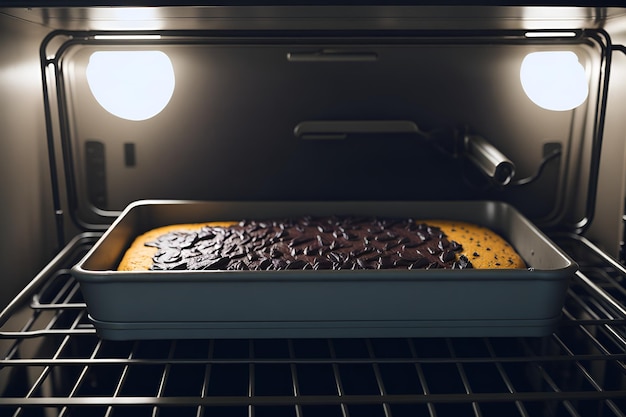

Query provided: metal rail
[0,235,625,417]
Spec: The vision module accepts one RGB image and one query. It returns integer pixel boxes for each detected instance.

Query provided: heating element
[1,232,625,417]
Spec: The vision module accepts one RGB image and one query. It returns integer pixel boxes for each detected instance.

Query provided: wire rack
[0,233,625,417]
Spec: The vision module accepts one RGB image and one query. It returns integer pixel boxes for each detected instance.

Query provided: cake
[117,216,526,271]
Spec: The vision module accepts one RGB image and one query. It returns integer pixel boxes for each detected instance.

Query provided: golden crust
[428,220,526,269]
[117,220,525,271]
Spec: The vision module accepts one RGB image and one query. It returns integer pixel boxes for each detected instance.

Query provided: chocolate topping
[147,216,473,271]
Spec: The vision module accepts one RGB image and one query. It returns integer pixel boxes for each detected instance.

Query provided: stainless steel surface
[2,6,626,31]
[0,5,619,254]
[0,7,623,250]
[1,233,625,416]
[48,30,604,234]
[0,12,58,311]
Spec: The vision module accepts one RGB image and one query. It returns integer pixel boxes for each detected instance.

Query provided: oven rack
[0,233,625,417]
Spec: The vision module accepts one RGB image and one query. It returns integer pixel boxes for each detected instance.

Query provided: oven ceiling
[1,6,625,31]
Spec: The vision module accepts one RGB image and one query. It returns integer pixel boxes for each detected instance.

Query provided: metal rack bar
[365,339,392,417]
[445,339,481,417]
[288,340,304,417]
[327,340,349,417]
[104,340,135,417]
[407,338,437,417]
[483,338,531,417]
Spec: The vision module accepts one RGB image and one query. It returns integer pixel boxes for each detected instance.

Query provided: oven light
[94,35,162,41]
[520,51,588,111]
[524,32,577,38]
[86,51,175,121]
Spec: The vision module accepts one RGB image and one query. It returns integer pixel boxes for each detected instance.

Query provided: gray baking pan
[71,200,577,340]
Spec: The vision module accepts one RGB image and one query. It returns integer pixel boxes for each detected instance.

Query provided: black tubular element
[40,31,66,250]
[571,29,612,234]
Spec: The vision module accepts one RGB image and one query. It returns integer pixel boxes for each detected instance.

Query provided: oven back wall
[0,13,57,309]
[60,38,599,233]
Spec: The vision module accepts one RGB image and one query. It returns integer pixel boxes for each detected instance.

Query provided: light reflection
[86,51,175,121]
[94,35,161,41]
[87,7,164,30]
[520,51,588,111]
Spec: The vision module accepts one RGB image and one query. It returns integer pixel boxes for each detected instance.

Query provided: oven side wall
[0,13,57,309]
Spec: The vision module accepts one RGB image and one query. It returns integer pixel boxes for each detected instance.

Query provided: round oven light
[520,51,588,111]
[86,51,175,121]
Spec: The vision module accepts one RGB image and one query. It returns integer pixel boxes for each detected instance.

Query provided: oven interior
[1,4,626,416]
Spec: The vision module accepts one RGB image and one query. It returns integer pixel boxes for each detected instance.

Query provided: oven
[1,2,626,416]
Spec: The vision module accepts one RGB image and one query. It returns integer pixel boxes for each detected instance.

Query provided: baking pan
[71,200,577,340]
